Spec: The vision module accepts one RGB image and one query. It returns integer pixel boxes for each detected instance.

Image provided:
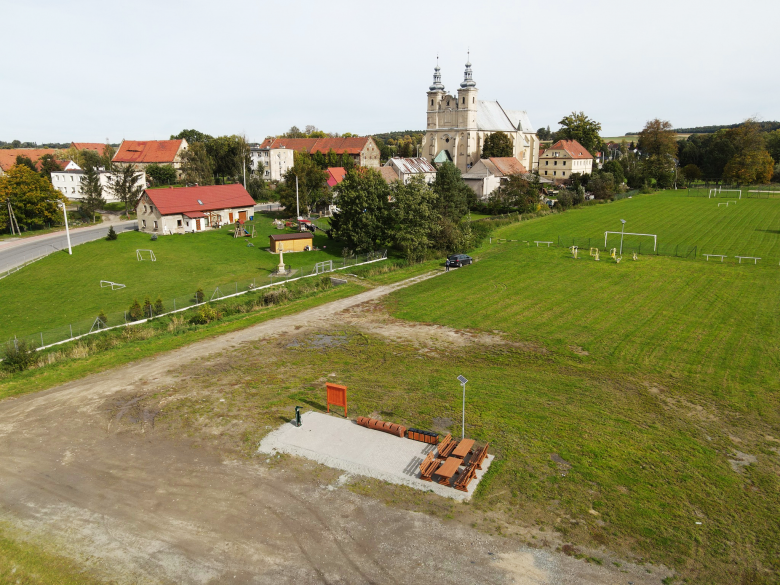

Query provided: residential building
[539,139,593,182]
[252,144,295,181]
[382,157,437,184]
[51,162,146,202]
[112,139,188,177]
[420,57,539,174]
[378,167,400,184]
[256,137,381,172]
[135,184,255,234]
[325,167,347,188]
[462,157,530,199]
[0,148,58,176]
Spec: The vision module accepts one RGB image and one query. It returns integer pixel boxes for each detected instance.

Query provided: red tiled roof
[258,137,373,155]
[183,211,206,218]
[113,140,184,164]
[326,167,347,187]
[0,148,57,172]
[489,157,528,176]
[547,139,593,159]
[143,184,255,216]
[71,142,108,152]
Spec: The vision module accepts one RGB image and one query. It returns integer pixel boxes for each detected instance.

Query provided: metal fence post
[70,324,73,339]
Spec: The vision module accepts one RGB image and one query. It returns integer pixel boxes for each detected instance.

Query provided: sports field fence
[3,249,388,356]
[685,183,780,198]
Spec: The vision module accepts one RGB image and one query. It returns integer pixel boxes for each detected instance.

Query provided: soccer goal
[100,280,126,290]
[604,231,657,252]
[136,249,157,261]
[709,187,742,199]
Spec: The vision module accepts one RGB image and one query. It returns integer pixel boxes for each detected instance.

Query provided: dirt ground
[0,272,668,584]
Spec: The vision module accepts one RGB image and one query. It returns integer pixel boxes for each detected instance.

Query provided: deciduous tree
[432,162,472,222]
[145,163,177,185]
[38,154,62,181]
[556,112,603,155]
[0,165,66,232]
[481,131,513,158]
[330,169,390,253]
[389,176,440,262]
[723,119,775,184]
[638,119,678,186]
[179,142,214,186]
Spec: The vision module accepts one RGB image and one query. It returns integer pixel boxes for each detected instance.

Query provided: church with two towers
[420,58,539,174]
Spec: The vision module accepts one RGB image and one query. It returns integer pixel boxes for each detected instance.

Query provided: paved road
[0,220,137,274]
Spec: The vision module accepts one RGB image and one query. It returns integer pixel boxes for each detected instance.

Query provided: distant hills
[626,121,780,135]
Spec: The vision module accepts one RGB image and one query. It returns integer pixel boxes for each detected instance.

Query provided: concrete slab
[257,412,494,501]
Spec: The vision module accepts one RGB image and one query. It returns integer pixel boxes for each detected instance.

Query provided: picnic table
[451,438,475,459]
[435,457,462,486]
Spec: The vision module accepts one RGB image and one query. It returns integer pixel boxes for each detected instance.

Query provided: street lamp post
[619,219,626,256]
[457,375,468,439]
[48,200,72,255]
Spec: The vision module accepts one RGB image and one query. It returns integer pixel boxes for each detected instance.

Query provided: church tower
[426,58,445,132]
[457,56,479,170]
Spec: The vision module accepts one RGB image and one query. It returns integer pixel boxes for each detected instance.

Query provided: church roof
[476,101,534,133]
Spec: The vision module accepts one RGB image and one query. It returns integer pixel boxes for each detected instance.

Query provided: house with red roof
[462,157,532,199]
[256,136,380,178]
[113,139,188,177]
[0,149,58,176]
[325,167,347,188]
[538,139,593,182]
[71,142,110,154]
[136,183,255,234]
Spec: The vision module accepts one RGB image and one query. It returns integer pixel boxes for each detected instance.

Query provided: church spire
[429,55,445,91]
[460,51,476,88]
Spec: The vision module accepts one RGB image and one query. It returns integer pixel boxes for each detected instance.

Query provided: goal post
[604,231,657,252]
[136,249,157,262]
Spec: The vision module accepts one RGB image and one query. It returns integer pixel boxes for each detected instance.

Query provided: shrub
[195,288,205,303]
[2,340,38,372]
[97,311,108,327]
[154,297,165,315]
[128,299,144,321]
[105,225,118,240]
[189,304,220,325]
[143,297,152,317]
[557,190,574,209]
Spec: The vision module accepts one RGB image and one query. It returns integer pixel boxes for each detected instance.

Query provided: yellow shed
[269,232,313,253]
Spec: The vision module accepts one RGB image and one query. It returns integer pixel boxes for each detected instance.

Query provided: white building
[462,157,530,200]
[421,57,540,174]
[382,157,437,184]
[539,139,593,183]
[251,144,294,181]
[51,163,147,202]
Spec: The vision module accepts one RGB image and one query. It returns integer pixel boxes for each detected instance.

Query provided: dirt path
[0,271,663,584]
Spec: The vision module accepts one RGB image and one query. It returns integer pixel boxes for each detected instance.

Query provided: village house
[462,157,530,199]
[51,162,146,201]
[325,167,347,188]
[421,57,540,174]
[251,143,294,181]
[539,139,593,182]
[135,184,255,235]
[382,157,437,184]
[256,137,381,175]
[112,139,188,177]
[0,148,58,176]
[71,142,110,154]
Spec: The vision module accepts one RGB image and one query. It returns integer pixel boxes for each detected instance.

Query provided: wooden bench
[419,452,441,482]
[437,434,457,459]
[454,462,478,492]
[473,443,489,470]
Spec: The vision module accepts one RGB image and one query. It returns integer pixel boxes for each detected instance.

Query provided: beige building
[539,139,593,182]
[256,137,381,170]
[420,58,539,174]
[382,157,437,184]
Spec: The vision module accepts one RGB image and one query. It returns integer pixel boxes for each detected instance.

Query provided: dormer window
[197,199,203,205]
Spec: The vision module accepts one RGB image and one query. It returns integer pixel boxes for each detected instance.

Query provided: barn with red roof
[136,184,255,234]
[113,139,189,177]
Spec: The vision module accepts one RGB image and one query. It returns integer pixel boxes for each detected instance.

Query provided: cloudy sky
[2,0,778,143]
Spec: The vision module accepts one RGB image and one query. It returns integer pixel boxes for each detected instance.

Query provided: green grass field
[0,213,348,343]
[376,192,780,582]
[502,190,780,260]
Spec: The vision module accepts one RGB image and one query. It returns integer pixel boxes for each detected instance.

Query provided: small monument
[277,243,287,275]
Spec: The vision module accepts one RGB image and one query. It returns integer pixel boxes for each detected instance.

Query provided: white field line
[33,256,388,352]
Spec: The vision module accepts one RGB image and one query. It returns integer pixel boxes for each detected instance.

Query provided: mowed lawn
[0,215,345,342]
[500,190,780,260]
[381,199,780,581]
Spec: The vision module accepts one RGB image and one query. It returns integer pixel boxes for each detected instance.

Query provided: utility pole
[295,175,300,220]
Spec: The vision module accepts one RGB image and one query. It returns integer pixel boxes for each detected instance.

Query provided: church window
[431,99,433,105]
[462,97,465,104]
[562,171,566,176]
[545,161,548,166]
[447,101,450,106]
[544,171,548,175]
[472,97,475,103]
[554,161,557,166]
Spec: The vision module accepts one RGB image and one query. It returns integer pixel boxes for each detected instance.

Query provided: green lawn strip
[0,213,351,341]
[0,522,106,585]
[0,283,364,401]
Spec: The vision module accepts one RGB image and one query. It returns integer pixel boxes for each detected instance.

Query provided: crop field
[378,193,780,582]
[0,214,348,343]
[502,190,780,260]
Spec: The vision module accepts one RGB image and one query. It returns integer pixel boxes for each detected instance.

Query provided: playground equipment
[632,252,638,261]
[100,280,126,290]
[233,220,255,238]
[136,249,156,261]
[594,249,600,261]
[616,256,622,264]
[610,248,617,259]
[569,246,578,259]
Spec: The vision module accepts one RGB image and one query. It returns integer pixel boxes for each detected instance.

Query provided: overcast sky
[2,0,778,143]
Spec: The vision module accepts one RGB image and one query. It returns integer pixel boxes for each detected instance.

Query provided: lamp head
[620,219,626,224]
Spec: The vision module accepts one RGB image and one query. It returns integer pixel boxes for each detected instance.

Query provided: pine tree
[105,225,118,240]
[81,166,105,222]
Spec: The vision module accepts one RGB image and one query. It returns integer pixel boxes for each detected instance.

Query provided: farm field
[0,213,348,343]
[503,189,780,260]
